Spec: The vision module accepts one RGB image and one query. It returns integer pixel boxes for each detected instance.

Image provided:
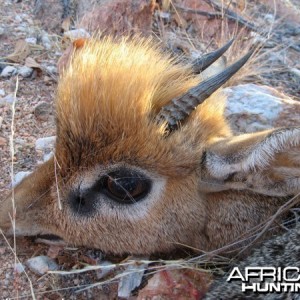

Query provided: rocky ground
[0,0,300,299]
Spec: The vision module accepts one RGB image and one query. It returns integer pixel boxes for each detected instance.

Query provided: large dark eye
[102,169,151,204]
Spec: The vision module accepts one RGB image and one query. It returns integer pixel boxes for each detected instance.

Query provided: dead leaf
[25,57,42,69]
[6,40,31,63]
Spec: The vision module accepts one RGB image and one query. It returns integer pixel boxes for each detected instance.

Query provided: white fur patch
[71,163,167,221]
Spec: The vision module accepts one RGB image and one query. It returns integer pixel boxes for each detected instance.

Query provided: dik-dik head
[0,37,300,255]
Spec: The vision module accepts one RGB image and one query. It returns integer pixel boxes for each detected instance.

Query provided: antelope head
[0,37,299,255]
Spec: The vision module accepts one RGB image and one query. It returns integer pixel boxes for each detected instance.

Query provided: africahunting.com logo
[227,267,300,292]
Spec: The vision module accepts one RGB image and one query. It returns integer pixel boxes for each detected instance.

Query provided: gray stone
[18,66,33,78]
[26,256,58,275]
[118,258,148,298]
[15,15,22,23]
[35,136,56,151]
[0,94,17,105]
[1,66,17,78]
[16,25,27,32]
[25,37,37,45]
[224,83,300,133]
[14,263,25,274]
[64,29,91,40]
[34,101,52,121]
[41,34,52,50]
[45,65,57,75]
[43,151,54,162]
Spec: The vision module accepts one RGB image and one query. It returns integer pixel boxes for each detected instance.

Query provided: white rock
[15,138,26,145]
[18,66,33,78]
[15,15,22,23]
[45,65,57,75]
[224,84,300,133]
[21,13,29,19]
[157,11,171,20]
[16,26,27,32]
[13,171,32,187]
[26,256,58,275]
[0,94,17,105]
[1,66,17,78]
[0,89,5,96]
[25,37,37,45]
[118,259,148,298]
[43,151,54,162]
[41,34,52,50]
[264,13,275,24]
[64,28,91,40]
[14,263,25,274]
[35,136,56,151]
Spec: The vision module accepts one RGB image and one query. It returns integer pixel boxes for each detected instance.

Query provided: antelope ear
[200,127,300,196]
[0,157,55,234]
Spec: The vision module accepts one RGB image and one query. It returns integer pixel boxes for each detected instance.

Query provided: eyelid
[99,169,152,204]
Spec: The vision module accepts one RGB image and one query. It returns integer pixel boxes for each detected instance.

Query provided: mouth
[35,234,67,246]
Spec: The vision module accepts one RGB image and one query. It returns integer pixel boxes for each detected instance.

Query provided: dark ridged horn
[192,39,234,73]
[156,50,253,133]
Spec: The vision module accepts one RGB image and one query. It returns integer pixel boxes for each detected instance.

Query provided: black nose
[68,188,97,216]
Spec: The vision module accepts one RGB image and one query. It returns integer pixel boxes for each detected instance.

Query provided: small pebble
[1,66,17,78]
[64,29,91,40]
[25,37,37,45]
[118,259,147,298]
[157,11,171,20]
[41,34,52,50]
[2,291,9,298]
[0,94,17,105]
[15,15,22,23]
[45,65,57,75]
[18,66,33,78]
[43,151,54,162]
[26,256,58,275]
[15,263,25,274]
[35,136,56,151]
[34,101,52,121]
[16,25,26,32]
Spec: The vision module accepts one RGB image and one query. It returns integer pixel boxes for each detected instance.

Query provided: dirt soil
[0,0,299,299]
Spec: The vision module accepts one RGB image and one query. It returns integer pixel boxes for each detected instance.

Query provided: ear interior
[201,127,300,196]
[0,158,55,231]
